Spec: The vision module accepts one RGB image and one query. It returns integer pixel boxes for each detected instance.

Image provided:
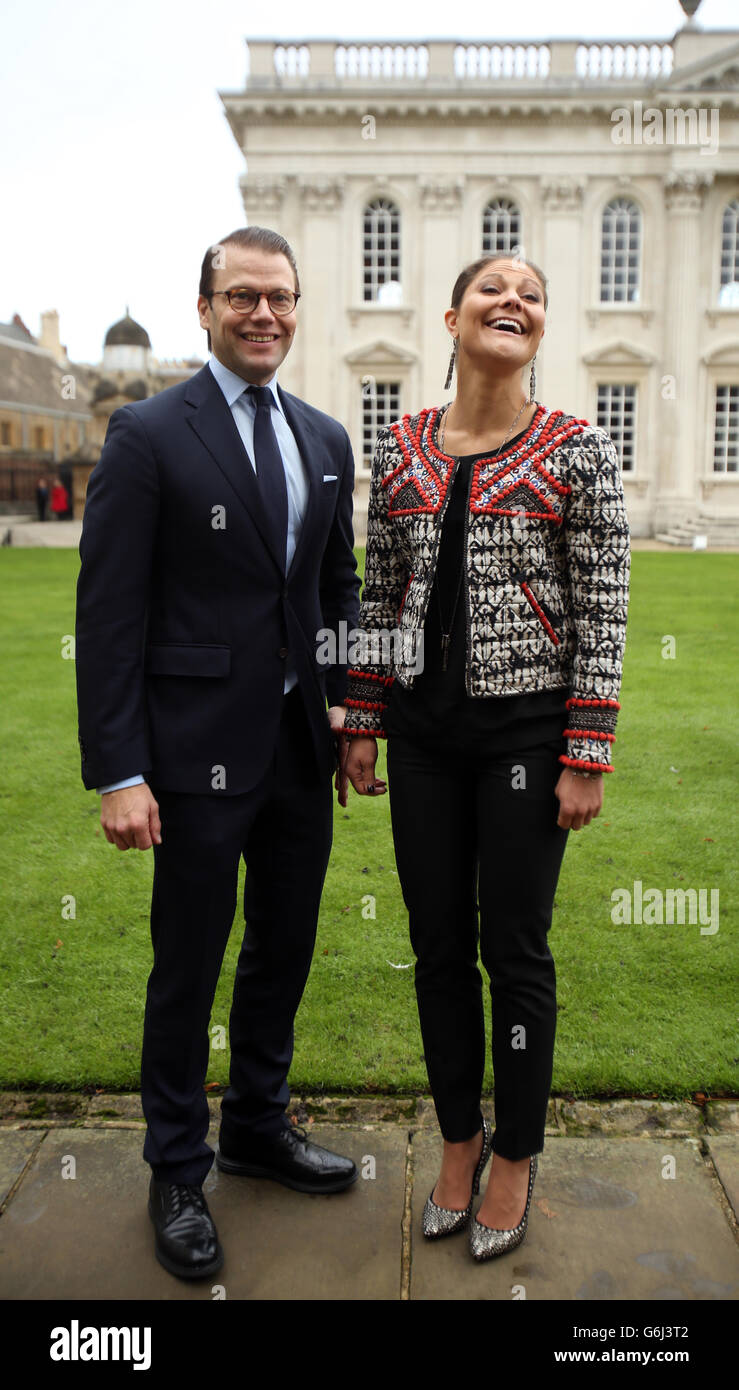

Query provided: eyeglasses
[209,288,300,315]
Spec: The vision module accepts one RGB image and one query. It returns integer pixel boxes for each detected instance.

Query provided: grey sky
[0,0,735,363]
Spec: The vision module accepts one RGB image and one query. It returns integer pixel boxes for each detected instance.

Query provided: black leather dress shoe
[148,1178,224,1280]
[216,1125,358,1193]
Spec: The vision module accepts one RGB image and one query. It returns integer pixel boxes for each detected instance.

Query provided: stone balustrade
[245,38,680,87]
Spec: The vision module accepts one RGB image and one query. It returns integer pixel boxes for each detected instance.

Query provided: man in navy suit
[75,227,361,1280]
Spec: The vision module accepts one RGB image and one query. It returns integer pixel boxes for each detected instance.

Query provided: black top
[384,428,569,748]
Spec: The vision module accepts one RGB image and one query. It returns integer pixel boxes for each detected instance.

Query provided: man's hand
[100,783,162,851]
[554,768,604,831]
[328,705,351,807]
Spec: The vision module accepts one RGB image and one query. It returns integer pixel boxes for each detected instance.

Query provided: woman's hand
[554,768,604,831]
[337,735,387,805]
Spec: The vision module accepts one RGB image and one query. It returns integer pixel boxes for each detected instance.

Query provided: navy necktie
[246,385,288,569]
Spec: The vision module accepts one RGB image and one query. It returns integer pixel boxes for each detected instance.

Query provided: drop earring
[528,354,537,403]
[444,339,457,392]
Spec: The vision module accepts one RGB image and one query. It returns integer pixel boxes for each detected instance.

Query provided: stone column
[419,179,464,409]
[539,178,586,411]
[297,179,346,412]
[659,170,713,517]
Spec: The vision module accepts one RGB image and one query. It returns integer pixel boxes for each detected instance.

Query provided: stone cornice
[222,91,739,131]
[586,307,655,328]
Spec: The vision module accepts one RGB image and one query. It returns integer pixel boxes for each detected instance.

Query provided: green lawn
[0,549,736,1098]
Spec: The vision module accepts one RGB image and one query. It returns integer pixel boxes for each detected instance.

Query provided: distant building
[0,305,203,518]
[0,313,93,515]
[72,310,203,516]
[220,2,739,542]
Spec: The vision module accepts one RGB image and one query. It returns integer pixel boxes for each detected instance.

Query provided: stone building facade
[220,14,739,541]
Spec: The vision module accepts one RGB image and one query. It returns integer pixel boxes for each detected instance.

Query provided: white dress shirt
[98,354,309,794]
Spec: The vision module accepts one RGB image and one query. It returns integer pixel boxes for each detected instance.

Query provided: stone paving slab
[0,1121,406,1301]
[410,1135,739,1302]
[0,1131,45,1208]
[210,1125,406,1300]
[557,1099,702,1136]
[705,1137,739,1223]
[706,1101,739,1133]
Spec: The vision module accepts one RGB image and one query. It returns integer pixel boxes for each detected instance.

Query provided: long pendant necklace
[435,398,531,672]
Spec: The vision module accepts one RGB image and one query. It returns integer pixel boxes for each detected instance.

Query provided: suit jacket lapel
[184,366,283,573]
[276,385,328,581]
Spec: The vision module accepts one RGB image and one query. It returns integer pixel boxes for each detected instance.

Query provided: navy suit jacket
[75,364,360,794]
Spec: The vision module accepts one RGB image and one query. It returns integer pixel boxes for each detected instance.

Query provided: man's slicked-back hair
[199,226,301,300]
[451,253,548,312]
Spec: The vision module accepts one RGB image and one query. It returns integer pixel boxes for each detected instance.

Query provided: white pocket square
[323,474,338,482]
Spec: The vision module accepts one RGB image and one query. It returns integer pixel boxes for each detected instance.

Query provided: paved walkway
[1,1092,736,1302]
[0,517,82,547]
[2,517,738,553]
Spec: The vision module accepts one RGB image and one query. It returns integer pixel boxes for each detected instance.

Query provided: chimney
[40,309,66,364]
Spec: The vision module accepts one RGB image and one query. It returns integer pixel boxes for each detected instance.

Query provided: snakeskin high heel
[469,1153,538,1260]
[422,1117,494,1239]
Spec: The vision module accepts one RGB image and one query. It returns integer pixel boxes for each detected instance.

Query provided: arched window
[719,199,739,307]
[482,198,522,255]
[600,198,641,303]
[363,199,401,302]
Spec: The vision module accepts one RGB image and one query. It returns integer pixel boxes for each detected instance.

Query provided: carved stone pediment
[701,341,739,366]
[661,38,739,92]
[345,338,417,366]
[583,339,656,366]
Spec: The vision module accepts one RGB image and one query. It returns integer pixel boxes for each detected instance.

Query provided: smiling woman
[340,248,631,1263]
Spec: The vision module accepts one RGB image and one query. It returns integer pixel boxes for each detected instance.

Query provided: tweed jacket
[342,402,631,772]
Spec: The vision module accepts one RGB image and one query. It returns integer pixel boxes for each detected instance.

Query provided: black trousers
[141,686,333,1185]
[386,730,569,1159]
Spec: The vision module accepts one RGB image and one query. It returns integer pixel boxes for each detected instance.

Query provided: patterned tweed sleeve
[343,428,411,738]
[561,426,631,772]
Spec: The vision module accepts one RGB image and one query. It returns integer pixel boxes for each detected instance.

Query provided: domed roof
[104,309,151,349]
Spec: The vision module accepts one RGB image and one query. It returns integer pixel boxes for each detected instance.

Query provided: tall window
[600,199,641,303]
[361,380,400,466]
[482,198,521,254]
[0,422,11,446]
[597,385,636,471]
[33,426,46,450]
[719,199,739,306]
[713,385,739,472]
[363,200,401,302]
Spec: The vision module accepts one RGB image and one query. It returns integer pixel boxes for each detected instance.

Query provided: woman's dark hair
[451,254,548,311]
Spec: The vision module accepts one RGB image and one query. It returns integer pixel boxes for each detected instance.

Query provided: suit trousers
[386,728,569,1159]
[141,685,333,1184]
